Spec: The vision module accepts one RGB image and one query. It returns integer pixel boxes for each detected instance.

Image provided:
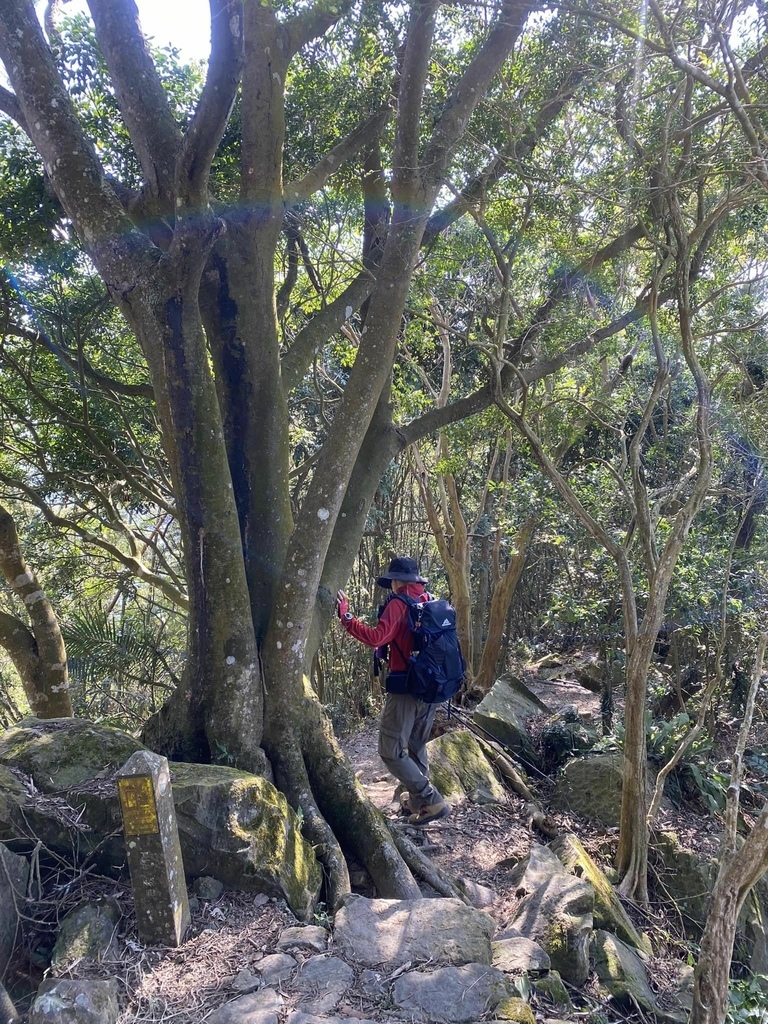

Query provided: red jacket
[342,582,429,673]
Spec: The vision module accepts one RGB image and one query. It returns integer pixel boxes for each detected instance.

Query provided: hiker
[336,556,451,825]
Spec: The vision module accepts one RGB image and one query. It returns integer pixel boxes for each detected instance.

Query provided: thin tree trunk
[690,635,768,1024]
[474,517,536,694]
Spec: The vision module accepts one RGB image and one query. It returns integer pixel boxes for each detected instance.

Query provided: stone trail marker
[117,750,190,947]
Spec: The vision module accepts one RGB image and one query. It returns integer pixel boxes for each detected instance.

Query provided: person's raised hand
[336,590,349,619]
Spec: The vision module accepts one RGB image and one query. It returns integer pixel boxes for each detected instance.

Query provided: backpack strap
[386,592,419,666]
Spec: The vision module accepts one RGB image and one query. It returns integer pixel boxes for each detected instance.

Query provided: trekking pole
[439,701,550,781]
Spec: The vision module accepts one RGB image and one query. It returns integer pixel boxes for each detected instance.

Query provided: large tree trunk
[0,0,534,905]
[126,258,264,769]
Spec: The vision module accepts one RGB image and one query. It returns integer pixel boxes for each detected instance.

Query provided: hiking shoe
[399,792,419,815]
[408,801,451,826]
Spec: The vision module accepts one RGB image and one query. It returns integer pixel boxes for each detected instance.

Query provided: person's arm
[338,597,405,648]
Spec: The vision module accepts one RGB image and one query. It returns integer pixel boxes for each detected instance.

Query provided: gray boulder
[473,675,549,767]
[507,874,594,986]
[51,899,120,974]
[169,762,321,920]
[591,930,656,1011]
[492,936,551,976]
[456,876,496,909]
[294,956,353,1013]
[0,843,28,974]
[207,987,282,1024]
[333,896,494,968]
[507,842,565,896]
[551,754,623,824]
[427,731,507,806]
[551,833,650,953]
[392,963,515,1022]
[276,925,328,953]
[231,969,262,994]
[29,978,120,1024]
[193,875,224,900]
[254,952,297,986]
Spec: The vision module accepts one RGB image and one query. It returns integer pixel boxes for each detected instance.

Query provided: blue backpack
[391,593,467,703]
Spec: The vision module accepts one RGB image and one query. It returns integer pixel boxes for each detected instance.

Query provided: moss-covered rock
[472,674,549,767]
[508,874,593,986]
[495,997,536,1023]
[651,831,716,937]
[0,765,29,841]
[391,963,514,1023]
[653,831,768,974]
[427,731,507,805]
[170,762,321,920]
[0,719,320,920]
[51,899,120,974]
[534,970,572,1010]
[590,930,656,1011]
[551,833,651,954]
[551,754,669,826]
[0,718,145,793]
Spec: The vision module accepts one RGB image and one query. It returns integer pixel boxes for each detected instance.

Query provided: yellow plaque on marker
[118,776,160,835]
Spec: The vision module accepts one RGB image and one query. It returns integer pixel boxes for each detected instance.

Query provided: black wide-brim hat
[376,556,428,589]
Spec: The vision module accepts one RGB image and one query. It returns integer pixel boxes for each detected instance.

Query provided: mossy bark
[0,505,72,717]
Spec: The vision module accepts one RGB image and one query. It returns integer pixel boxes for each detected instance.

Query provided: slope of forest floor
[11,670,729,1023]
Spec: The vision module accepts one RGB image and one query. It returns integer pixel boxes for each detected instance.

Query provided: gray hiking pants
[378,692,443,807]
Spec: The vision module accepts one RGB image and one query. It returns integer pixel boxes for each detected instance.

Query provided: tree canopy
[1,0,767,918]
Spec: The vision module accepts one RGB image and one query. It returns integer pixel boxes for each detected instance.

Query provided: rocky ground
[10,669,711,1024]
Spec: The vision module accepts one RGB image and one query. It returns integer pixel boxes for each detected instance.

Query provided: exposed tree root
[386,822,470,903]
[299,681,421,901]
[268,734,351,913]
[475,735,535,801]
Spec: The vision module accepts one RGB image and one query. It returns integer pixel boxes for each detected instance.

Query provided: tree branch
[85,0,182,201]
[284,108,392,206]
[283,0,356,58]
[0,478,187,610]
[178,0,244,205]
[400,286,655,445]
[281,271,376,392]
[0,85,27,132]
[420,0,533,189]
[1,320,154,399]
[0,0,143,262]
[392,0,440,204]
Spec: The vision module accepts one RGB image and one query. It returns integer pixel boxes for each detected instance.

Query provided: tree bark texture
[0,505,72,717]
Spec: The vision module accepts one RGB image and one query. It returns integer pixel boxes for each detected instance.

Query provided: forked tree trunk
[0,0,535,905]
[473,517,536,694]
[0,504,72,717]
